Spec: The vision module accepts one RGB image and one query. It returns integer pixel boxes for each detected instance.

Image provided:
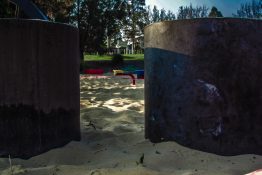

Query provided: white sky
[145,0,249,17]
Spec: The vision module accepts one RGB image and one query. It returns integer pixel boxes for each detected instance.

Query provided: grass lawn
[84,54,144,61]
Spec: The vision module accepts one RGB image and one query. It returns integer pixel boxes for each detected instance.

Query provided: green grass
[84,54,144,61]
[123,54,144,60]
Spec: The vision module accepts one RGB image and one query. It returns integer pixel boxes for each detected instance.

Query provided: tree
[177,6,187,19]
[100,0,127,49]
[151,5,159,22]
[160,8,166,20]
[122,0,146,54]
[71,0,128,56]
[233,0,262,19]
[165,10,176,21]
[177,4,209,19]
[143,5,151,25]
[77,0,105,54]
[146,5,175,23]
[208,6,223,17]
[32,0,74,23]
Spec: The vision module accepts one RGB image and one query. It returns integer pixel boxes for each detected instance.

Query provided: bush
[79,59,86,73]
[111,54,124,66]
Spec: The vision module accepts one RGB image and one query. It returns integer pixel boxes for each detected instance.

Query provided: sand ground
[0,74,261,175]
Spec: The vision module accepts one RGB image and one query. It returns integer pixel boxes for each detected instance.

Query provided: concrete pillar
[144,18,262,155]
[0,19,80,158]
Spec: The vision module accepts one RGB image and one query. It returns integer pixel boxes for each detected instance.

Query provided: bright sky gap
[145,0,249,17]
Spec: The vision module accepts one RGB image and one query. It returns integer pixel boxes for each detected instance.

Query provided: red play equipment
[115,73,136,85]
[113,69,144,85]
[84,69,104,75]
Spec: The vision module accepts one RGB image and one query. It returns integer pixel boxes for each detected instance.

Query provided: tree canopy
[121,0,146,54]
[177,4,209,19]
[208,6,223,17]
[233,0,262,19]
[32,0,74,22]
[149,5,176,23]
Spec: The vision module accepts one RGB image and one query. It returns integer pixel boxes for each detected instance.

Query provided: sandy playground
[0,74,261,175]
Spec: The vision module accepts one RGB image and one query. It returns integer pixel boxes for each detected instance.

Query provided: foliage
[208,6,223,17]
[101,0,127,40]
[143,5,151,25]
[72,0,127,56]
[32,0,74,22]
[111,54,124,66]
[0,0,12,18]
[122,0,146,54]
[78,0,127,54]
[77,0,105,54]
[177,4,209,19]
[233,0,262,19]
[142,5,176,24]
[152,5,160,22]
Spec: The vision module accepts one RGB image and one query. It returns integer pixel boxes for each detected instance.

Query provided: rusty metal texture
[144,18,262,155]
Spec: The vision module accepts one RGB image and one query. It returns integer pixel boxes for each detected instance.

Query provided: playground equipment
[0,1,80,158]
[84,69,104,75]
[81,68,143,85]
[113,70,136,85]
[113,69,144,85]
[134,70,144,79]
[144,18,262,156]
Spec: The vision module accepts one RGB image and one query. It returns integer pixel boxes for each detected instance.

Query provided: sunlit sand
[0,75,261,175]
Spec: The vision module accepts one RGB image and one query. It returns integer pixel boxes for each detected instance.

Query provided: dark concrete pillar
[144,18,262,155]
[0,19,80,158]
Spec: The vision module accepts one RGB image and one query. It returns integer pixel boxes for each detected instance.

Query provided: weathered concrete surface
[0,19,80,158]
[144,18,262,155]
